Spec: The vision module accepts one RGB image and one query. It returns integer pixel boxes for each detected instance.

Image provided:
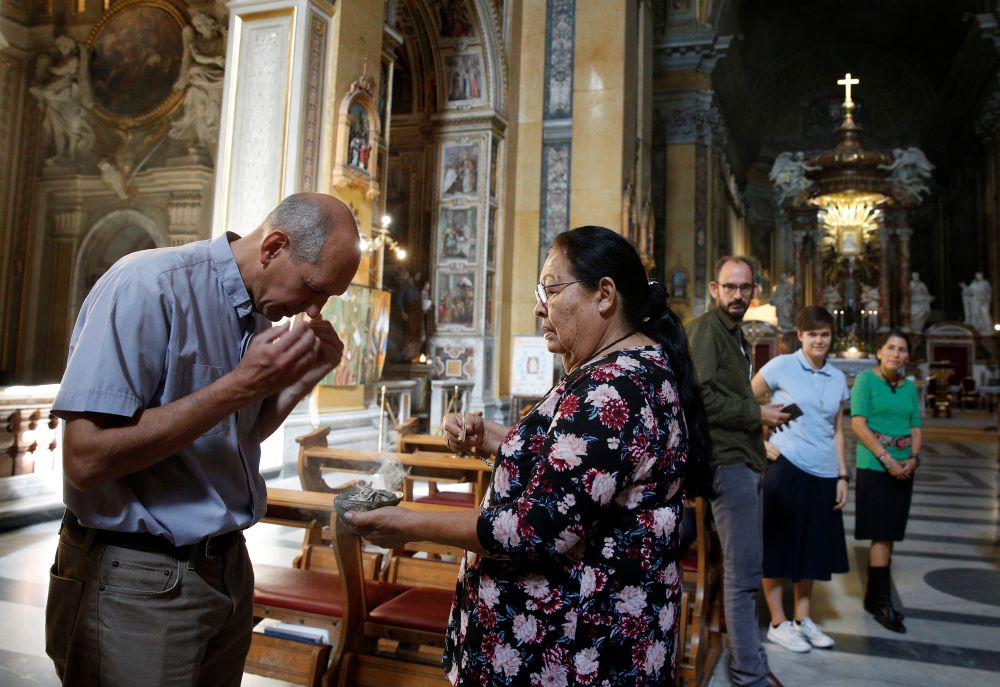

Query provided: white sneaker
[767,620,811,653]
[795,618,835,648]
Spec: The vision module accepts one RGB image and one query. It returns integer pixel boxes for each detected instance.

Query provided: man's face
[709,260,754,321]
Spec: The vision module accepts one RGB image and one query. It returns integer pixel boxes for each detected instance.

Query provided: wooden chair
[959,376,982,410]
[677,497,723,687]
[245,488,408,687]
[332,503,459,687]
[396,431,491,508]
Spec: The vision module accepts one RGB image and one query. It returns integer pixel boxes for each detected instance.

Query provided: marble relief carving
[544,0,575,119]
[540,141,570,254]
[30,36,95,166]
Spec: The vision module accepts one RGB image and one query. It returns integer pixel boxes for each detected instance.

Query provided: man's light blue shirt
[759,349,850,478]
[53,233,270,545]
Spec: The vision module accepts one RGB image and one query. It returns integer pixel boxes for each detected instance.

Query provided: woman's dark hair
[551,226,713,498]
[796,305,834,332]
[875,328,910,356]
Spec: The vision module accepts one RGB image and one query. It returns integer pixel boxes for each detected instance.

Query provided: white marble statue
[860,283,880,313]
[29,36,94,165]
[822,284,843,313]
[169,12,226,160]
[965,272,993,335]
[878,147,935,202]
[770,273,795,331]
[769,151,819,206]
[910,271,934,332]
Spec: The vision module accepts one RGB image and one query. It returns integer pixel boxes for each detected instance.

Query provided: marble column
[876,227,892,330]
[793,229,806,316]
[897,226,913,330]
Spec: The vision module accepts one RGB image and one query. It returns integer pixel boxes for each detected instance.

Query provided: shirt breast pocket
[184,363,228,435]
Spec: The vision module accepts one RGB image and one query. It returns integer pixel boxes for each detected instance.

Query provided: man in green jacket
[686,256,788,687]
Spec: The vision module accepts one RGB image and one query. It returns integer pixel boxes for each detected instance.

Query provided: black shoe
[870,602,907,633]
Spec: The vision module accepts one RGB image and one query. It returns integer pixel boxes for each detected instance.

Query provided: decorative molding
[543,0,574,120]
[539,141,571,266]
[693,140,708,316]
[300,10,327,192]
[653,32,731,73]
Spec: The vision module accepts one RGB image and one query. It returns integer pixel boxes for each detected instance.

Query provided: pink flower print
[615,483,646,509]
[639,506,678,538]
[598,396,629,430]
[512,613,540,644]
[643,640,667,675]
[573,647,599,684]
[528,432,547,454]
[555,524,582,554]
[536,391,559,418]
[493,462,513,498]
[549,432,588,470]
[584,468,617,505]
[640,404,656,430]
[579,566,607,598]
[521,574,551,600]
[614,355,641,371]
[659,603,677,632]
[492,509,521,548]
[585,383,620,408]
[620,613,649,638]
[531,662,568,687]
[478,576,500,607]
[667,418,684,449]
[491,642,521,678]
[561,609,578,639]
[614,585,648,616]
[500,434,524,457]
[660,379,678,405]
[476,602,497,628]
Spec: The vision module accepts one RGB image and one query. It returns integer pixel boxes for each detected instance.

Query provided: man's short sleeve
[53,266,170,419]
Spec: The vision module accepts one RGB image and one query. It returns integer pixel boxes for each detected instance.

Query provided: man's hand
[834,479,848,510]
[232,321,324,398]
[760,403,791,428]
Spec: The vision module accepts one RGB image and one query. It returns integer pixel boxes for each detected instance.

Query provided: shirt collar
[796,348,831,377]
[210,232,254,320]
[710,305,741,331]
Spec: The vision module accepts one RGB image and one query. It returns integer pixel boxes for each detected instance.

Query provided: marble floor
[0,433,996,686]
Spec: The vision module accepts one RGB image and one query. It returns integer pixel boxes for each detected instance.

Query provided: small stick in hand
[457,413,467,444]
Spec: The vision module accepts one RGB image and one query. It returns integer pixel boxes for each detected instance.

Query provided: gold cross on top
[837,72,860,106]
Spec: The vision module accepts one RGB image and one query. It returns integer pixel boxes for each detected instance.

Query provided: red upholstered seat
[254,565,409,617]
[366,587,455,634]
[414,491,475,507]
[680,548,698,575]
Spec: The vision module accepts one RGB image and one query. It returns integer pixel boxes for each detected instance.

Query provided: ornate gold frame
[84,0,189,130]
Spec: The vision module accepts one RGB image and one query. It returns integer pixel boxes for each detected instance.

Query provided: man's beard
[721,299,748,319]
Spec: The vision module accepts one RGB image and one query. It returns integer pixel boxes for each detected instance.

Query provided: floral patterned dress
[443,345,690,686]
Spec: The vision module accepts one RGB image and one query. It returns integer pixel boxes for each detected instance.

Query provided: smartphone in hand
[781,403,804,421]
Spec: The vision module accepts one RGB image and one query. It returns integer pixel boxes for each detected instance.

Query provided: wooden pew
[245,488,408,687]
[677,497,723,687]
[396,432,492,507]
[333,502,463,687]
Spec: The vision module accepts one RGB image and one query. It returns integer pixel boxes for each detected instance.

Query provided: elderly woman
[345,226,712,685]
[851,329,921,633]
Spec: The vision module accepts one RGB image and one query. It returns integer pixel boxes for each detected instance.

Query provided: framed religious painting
[434,0,476,41]
[435,269,477,329]
[437,206,479,262]
[443,51,484,106]
[440,140,481,199]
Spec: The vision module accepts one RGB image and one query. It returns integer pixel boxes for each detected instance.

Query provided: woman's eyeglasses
[535,280,585,304]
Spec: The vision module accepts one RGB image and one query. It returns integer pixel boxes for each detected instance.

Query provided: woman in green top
[850,329,922,634]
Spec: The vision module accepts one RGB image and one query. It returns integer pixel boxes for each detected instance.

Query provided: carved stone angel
[879,147,934,202]
[769,151,819,206]
[169,12,226,160]
[29,36,95,165]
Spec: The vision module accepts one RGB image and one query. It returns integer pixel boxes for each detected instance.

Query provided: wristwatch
[837,474,850,483]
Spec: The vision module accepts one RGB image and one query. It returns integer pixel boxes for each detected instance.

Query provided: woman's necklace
[877,365,900,394]
[569,330,637,374]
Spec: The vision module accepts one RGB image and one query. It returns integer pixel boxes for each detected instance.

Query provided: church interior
[1,0,999,685]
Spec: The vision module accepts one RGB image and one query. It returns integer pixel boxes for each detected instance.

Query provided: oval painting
[89,5,185,117]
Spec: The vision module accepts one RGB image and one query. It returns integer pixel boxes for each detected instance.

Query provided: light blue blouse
[759,349,850,478]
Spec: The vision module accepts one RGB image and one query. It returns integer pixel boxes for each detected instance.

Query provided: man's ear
[708,281,720,300]
[260,231,288,265]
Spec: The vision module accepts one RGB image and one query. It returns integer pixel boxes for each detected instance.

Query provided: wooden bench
[397,432,492,508]
[677,497,723,687]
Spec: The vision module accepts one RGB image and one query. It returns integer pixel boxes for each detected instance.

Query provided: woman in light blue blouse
[750,306,850,654]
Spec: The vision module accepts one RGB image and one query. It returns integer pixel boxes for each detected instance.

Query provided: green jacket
[685,306,766,472]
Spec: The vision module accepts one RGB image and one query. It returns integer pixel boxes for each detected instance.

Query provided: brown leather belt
[60,510,241,560]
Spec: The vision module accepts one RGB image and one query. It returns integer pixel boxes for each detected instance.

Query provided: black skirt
[762,454,849,582]
[854,466,914,542]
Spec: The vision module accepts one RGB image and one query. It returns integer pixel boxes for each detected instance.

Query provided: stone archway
[72,208,167,315]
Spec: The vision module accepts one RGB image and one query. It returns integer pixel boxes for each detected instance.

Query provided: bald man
[46,193,361,686]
